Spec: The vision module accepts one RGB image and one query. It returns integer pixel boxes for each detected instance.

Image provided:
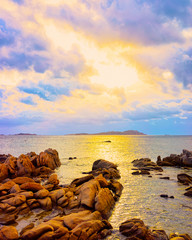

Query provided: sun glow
[90,62,139,88]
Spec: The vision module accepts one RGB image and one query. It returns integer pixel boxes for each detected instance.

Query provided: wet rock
[0,154,10,163]
[34,189,49,199]
[109,179,123,200]
[12,177,35,185]
[132,158,163,172]
[37,197,52,210]
[119,218,148,238]
[70,174,94,187]
[21,223,55,240]
[132,171,140,175]
[0,164,8,181]
[38,148,61,170]
[0,180,16,192]
[33,166,54,176]
[10,184,21,193]
[19,191,34,199]
[4,156,17,177]
[158,149,192,167]
[92,159,117,171]
[95,188,115,219]
[70,219,112,240]
[0,212,17,224]
[78,179,100,208]
[150,229,169,240]
[16,154,35,176]
[27,199,40,209]
[160,177,170,180]
[20,182,44,192]
[49,188,65,203]
[170,233,192,240]
[177,174,192,184]
[62,210,102,229]
[46,173,59,185]
[95,174,109,188]
[0,202,16,213]
[20,223,35,235]
[119,218,169,240]
[0,226,19,240]
[160,194,169,198]
[184,190,192,197]
[2,194,26,206]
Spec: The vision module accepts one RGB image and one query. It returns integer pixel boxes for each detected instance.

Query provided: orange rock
[0,180,15,191]
[17,154,35,176]
[38,149,61,170]
[12,177,35,185]
[20,182,44,192]
[47,173,59,185]
[119,218,148,238]
[37,197,52,210]
[0,202,16,212]
[95,188,115,219]
[27,199,40,209]
[78,179,100,208]
[19,191,34,199]
[0,164,8,182]
[70,219,112,239]
[21,223,54,240]
[4,156,17,176]
[34,189,49,199]
[0,225,19,240]
[10,184,21,193]
[49,189,65,203]
[62,210,102,230]
[2,194,26,206]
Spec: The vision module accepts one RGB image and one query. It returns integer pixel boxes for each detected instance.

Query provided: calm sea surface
[0,135,192,238]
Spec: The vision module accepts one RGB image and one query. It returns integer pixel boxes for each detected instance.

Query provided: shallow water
[0,135,192,238]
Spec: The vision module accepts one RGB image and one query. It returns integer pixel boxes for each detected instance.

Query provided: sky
[0,0,192,135]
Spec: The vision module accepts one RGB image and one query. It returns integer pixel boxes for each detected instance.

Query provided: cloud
[0,0,192,134]
[18,82,71,101]
[0,115,43,127]
[20,96,36,105]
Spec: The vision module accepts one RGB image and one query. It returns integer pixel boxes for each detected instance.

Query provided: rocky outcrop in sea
[157,149,192,167]
[0,149,123,239]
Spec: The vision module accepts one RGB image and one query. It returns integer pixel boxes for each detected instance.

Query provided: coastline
[0,136,192,239]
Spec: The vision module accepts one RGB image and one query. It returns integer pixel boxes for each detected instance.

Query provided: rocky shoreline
[0,148,191,239]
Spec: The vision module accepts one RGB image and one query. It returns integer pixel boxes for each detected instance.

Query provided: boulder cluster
[157,149,192,167]
[119,218,191,240]
[131,158,163,175]
[0,150,123,240]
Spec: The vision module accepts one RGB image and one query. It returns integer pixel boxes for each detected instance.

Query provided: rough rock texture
[0,226,19,240]
[177,174,192,184]
[0,152,123,240]
[92,159,117,171]
[119,218,169,240]
[38,149,61,170]
[157,149,192,167]
[132,158,163,172]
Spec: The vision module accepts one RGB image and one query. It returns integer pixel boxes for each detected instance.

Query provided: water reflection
[0,135,192,237]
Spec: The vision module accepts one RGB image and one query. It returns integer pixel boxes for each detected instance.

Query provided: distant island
[14,133,37,135]
[68,130,146,135]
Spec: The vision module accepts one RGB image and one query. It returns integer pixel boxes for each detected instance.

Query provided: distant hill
[14,133,37,135]
[68,130,146,135]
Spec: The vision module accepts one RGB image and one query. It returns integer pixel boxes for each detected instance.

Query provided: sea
[0,135,192,239]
